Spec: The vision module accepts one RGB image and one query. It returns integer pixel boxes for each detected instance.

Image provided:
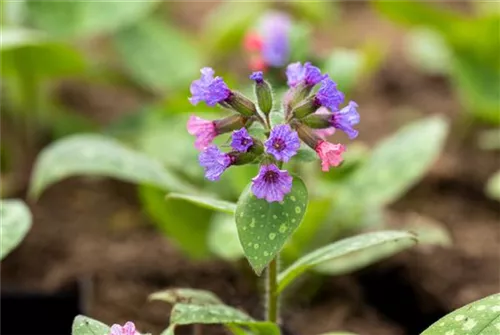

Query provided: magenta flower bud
[251,164,293,202]
[109,322,138,335]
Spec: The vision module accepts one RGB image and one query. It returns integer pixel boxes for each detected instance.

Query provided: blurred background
[1,1,499,335]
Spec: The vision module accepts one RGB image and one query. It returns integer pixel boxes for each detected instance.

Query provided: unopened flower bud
[301,113,331,129]
[214,114,247,134]
[226,91,257,117]
[230,151,259,166]
[292,96,319,119]
[291,120,321,149]
[250,71,273,115]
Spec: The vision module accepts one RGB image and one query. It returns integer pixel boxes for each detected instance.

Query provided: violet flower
[231,128,254,152]
[189,67,231,106]
[252,164,293,202]
[315,77,345,112]
[286,62,325,88]
[199,146,233,181]
[265,124,300,162]
[331,101,360,139]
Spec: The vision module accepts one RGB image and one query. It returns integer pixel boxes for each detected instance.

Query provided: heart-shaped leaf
[72,315,109,335]
[235,177,308,275]
[421,293,500,335]
[149,288,223,305]
[167,193,236,214]
[170,303,279,335]
[0,199,32,260]
[29,134,195,199]
[277,231,417,293]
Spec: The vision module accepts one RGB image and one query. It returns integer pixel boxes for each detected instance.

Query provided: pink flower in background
[109,322,138,335]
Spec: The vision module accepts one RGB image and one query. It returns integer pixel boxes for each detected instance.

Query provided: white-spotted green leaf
[26,1,160,39]
[149,288,223,305]
[235,177,308,275]
[167,193,236,214]
[277,231,417,293]
[29,134,195,199]
[340,116,448,210]
[421,293,500,335]
[0,199,32,260]
[72,315,109,335]
[170,304,279,335]
[208,213,244,261]
[486,170,500,201]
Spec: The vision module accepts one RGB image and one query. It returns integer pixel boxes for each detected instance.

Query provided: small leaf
[113,18,201,92]
[0,199,32,260]
[208,213,244,261]
[29,134,195,199]
[139,185,212,259]
[26,1,160,38]
[421,293,500,335]
[171,303,254,324]
[277,231,417,293]
[235,177,308,275]
[72,315,109,335]
[149,288,223,305]
[486,170,500,201]
[167,193,236,214]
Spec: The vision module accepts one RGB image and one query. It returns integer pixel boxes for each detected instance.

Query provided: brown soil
[2,2,499,335]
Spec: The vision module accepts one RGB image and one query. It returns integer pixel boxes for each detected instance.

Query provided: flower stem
[266,256,279,323]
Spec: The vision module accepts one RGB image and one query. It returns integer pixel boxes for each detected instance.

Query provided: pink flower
[109,322,138,335]
[187,115,217,150]
[315,140,345,171]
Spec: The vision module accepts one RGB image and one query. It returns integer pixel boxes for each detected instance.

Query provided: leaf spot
[295,206,301,214]
[253,244,259,249]
[462,319,477,331]
[269,233,276,240]
[454,315,465,321]
[279,224,288,233]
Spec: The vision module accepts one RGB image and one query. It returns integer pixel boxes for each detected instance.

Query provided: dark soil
[1,2,499,335]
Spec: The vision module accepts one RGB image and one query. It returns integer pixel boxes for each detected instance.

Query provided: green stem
[266,256,279,323]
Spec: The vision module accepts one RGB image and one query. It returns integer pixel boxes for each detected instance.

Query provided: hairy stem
[266,256,279,322]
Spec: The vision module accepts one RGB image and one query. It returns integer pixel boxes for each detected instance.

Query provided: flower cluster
[188,62,359,202]
[244,11,291,71]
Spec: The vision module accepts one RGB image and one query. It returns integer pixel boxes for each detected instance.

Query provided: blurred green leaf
[235,177,308,275]
[0,199,32,260]
[291,146,318,163]
[72,315,109,335]
[278,231,417,293]
[324,49,364,94]
[139,185,212,259]
[167,193,236,214]
[478,128,500,150]
[113,18,201,92]
[286,2,336,23]
[421,293,500,335]
[170,303,279,335]
[26,1,160,38]
[406,28,451,75]
[208,213,244,261]
[29,134,194,199]
[0,28,45,50]
[149,288,223,305]
[486,170,500,201]
[400,213,452,247]
[288,22,312,62]
[204,2,267,55]
[342,116,449,208]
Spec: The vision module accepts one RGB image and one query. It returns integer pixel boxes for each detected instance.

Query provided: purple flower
[252,164,293,202]
[110,322,138,335]
[231,128,254,152]
[250,71,264,83]
[286,62,325,88]
[259,12,291,67]
[315,78,345,112]
[187,115,217,150]
[265,124,300,162]
[189,67,231,106]
[331,101,360,139]
[199,146,233,181]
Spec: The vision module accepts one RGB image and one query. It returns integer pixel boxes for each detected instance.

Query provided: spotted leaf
[235,177,308,275]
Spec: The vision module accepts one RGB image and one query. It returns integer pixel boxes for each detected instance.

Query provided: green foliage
[374,1,500,124]
[113,18,202,92]
[29,134,194,199]
[0,199,32,260]
[26,1,160,39]
[149,288,223,305]
[235,177,308,275]
[421,293,500,335]
[277,231,417,293]
[406,28,451,75]
[139,185,213,259]
[167,193,236,214]
[486,170,500,202]
[208,213,244,261]
[324,49,364,94]
[72,315,109,335]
